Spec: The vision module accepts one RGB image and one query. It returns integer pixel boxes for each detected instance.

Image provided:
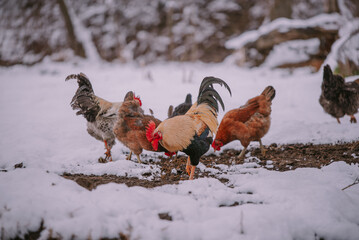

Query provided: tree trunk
[57,0,86,58]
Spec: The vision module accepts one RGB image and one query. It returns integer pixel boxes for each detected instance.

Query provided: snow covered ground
[0,60,358,239]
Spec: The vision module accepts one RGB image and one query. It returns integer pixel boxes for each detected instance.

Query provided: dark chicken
[146,77,231,180]
[66,73,122,162]
[319,65,359,123]
[212,86,276,160]
[168,94,192,118]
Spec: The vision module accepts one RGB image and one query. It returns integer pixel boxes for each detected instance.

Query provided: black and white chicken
[66,73,122,162]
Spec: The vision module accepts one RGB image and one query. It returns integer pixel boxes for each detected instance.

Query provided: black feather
[197,76,231,112]
[182,127,212,166]
[323,65,333,84]
[65,73,100,122]
[170,93,193,118]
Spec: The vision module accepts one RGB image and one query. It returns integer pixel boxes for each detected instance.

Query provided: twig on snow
[342,177,359,191]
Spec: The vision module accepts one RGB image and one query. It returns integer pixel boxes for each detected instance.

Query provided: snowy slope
[0,60,358,239]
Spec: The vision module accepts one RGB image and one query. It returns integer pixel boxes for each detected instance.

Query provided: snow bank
[225,13,343,50]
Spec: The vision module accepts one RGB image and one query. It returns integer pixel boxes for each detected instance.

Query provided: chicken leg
[126,151,141,164]
[104,140,112,162]
[126,151,133,160]
[189,166,196,180]
[135,154,142,164]
[259,139,266,157]
[350,115,357,123]
[238,146,247,160]
[186,157,191,175]
[184,157,196,180]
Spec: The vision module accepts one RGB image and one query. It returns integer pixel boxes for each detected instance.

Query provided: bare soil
[63,141,359,191]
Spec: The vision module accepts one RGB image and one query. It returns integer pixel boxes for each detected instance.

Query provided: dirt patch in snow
[63,141,359,191]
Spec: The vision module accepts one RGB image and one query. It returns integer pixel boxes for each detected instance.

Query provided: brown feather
[114,95,166,155]
[185,102,218,134]
[156,115,196,152]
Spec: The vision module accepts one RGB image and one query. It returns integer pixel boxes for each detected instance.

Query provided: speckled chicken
[212,86,275,160]
[319,65,359,123]
[65,73,122,162]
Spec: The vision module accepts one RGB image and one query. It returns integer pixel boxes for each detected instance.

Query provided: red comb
[165,152,176,157]
[146,121,156,142]
[134,95,142,106]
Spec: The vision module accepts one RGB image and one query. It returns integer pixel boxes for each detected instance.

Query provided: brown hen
[212,86,275,160]
[113,91,172,163]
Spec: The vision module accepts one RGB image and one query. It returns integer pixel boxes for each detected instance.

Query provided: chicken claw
[98,157,107,163]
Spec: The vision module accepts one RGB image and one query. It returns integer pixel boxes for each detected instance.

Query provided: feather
[323,64,333,83]
[146,120,156,142]
[319,65,359,121]
[186,103,218,134]
[170,93,192,117]
[261,86,276,101]
[65,73,100,122]
[167,105,174,118]
[156,116,196,152]
[197,77,231,113]
[198,76,232,98]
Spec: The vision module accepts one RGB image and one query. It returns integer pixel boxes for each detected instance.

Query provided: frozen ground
[0,60,358,239]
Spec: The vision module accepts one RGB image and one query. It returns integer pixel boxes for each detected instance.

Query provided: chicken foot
[125,151,141,164]
[104,140,112,162]
[259,139,266,157]
[336,118,341,124]
[350,115,357,123]
[185,157,196,180]
[98,140,112,163]
[135,154,142,164]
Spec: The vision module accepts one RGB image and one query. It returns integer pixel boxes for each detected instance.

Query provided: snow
[0,60,359,239]
[321,17,359,73]
[225,13,343,50]
[262,38,320,68]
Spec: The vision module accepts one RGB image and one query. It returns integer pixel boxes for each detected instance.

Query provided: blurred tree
[57,0,86,58]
